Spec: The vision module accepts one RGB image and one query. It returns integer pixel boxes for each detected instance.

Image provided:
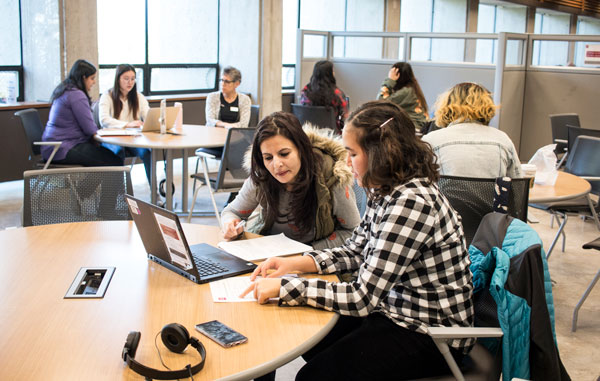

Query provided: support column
[259,0,283,117]
[59,0,99,99]
[383,0,400,60]
[526,6,536,34]
[464,0,479,62]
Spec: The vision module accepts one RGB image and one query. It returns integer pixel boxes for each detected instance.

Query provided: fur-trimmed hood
[243,123,354,187]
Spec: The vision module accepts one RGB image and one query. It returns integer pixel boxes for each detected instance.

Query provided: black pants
[54,142,123,167]
[296,314,464,381]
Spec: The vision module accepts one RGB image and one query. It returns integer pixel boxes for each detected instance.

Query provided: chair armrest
[580,176,600,182]
[194,150,217,160]
[427,327,503,339]
[554,138,568,144]
[34,141,63,170]
[34,141,62,147]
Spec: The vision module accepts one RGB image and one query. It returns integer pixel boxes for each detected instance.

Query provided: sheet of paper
[209,275,297,303]
[210,276,257,302]
[218,233,313,261]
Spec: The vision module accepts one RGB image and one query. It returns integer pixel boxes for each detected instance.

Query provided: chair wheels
[159,179,176,197]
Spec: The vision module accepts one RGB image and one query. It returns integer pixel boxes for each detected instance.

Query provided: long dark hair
[304,60,337,109]
[391,62,428,116]
[50,59,96,104]
[346,101,439,199]
[250,112,320,235]
[110,64,140,120]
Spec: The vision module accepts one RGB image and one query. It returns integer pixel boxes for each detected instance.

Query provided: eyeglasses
[121,77,136,83]
[220,78,235,84]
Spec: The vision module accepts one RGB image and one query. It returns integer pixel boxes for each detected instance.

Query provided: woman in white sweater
[99,64,152,183]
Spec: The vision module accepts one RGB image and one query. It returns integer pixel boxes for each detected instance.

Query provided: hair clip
[379,117,393,128]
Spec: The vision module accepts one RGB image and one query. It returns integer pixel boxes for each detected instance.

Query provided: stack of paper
[218,233,312,262]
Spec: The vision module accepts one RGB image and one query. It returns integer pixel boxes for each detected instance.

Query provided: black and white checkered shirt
[279,178,475,353]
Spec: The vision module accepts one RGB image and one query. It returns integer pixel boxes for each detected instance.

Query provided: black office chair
[573,237,600,332]
[549,113,580,167]
[291,103,337,132]
[14,108,81,170]
[566,125,600,154]
[249,104,260,127]
[187,128,256,226]
[23,166,133,227]
[531,135,600,259]
[437,176,531,246]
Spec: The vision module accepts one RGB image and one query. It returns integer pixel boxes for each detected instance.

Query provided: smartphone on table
[195,320,248,348]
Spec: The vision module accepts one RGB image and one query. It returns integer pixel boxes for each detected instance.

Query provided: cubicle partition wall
[296,30,600,161]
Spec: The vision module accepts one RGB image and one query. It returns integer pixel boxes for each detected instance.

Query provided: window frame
[98,0,220,96]
[0,0,24,102]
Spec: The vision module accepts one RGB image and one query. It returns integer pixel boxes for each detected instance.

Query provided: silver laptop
[125,195,257,284]
[142,106,181,132]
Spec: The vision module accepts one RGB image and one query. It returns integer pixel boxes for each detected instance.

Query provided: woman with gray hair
[205,66,251,129]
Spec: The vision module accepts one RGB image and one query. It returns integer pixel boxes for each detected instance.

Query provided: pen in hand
[234,220,246,239]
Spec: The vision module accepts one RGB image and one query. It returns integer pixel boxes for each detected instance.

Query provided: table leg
[166,150,173,210]
[182,149,188,213]
[151,149,157,205]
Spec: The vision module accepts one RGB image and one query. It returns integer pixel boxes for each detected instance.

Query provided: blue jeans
[103,143,152,184]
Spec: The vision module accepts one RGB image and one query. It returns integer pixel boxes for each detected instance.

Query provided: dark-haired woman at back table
[42,59,122,166]
[99,64,152,184]
[377,61,429,132]
[300,60,349,134]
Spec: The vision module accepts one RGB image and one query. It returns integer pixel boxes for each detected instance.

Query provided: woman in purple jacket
[42,59,122,166]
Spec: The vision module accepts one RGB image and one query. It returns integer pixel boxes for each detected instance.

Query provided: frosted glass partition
[297,30,600,159]
[303,35,328,58]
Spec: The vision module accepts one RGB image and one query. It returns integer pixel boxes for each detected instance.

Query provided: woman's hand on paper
[250,256,317,280]
[240,278,282,304]
[222,219,244,240]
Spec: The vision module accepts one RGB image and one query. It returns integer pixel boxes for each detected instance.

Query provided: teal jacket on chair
[469,212,570,381]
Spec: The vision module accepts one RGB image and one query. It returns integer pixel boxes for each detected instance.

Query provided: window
[0,0,23,103]
[476,2,526,64]
[575,16,600,67]
[97,0,219,96]
[284,0,385,87]
[533,10,570,66]
[401,0,467,62]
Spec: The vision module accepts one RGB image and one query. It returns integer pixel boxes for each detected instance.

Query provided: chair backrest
[438,176,530,246]
[549,113,580,154]
[91,100,101,128]
[566,125,600,154]
[565,135,600,195]
[23,166,134,227]
[249,104,260,127]
[214,128,256,189]
[291,103,337,131]
[14,108,45,156]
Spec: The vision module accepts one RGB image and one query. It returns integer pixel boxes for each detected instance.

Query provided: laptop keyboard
[193,256,228,277]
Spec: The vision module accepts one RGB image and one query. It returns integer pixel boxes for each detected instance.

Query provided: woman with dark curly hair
[300,60,349,134]
[241,101,474,380]
[221,111,360,250]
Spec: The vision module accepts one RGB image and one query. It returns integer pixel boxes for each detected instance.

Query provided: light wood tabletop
[529,171,591,204]
[0,221,337,380]
[96,125,229,212]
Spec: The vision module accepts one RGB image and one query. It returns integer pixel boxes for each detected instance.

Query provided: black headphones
[122,323,206,380]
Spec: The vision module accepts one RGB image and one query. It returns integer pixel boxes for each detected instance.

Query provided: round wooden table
[529,171,591,203]
[0,222,337,380]
[96,125,228,212]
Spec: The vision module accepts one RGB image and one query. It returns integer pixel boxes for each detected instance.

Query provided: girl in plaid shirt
[241,101,474,380]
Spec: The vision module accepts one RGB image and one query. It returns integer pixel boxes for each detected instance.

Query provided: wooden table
[96,125,228,212]
[529,171,591,203]
[0,222,337,380]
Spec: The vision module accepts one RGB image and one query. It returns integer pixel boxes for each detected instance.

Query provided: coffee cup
[521,164,537,188]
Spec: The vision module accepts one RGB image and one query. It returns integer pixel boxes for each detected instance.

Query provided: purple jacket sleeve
[70,91,98,137]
